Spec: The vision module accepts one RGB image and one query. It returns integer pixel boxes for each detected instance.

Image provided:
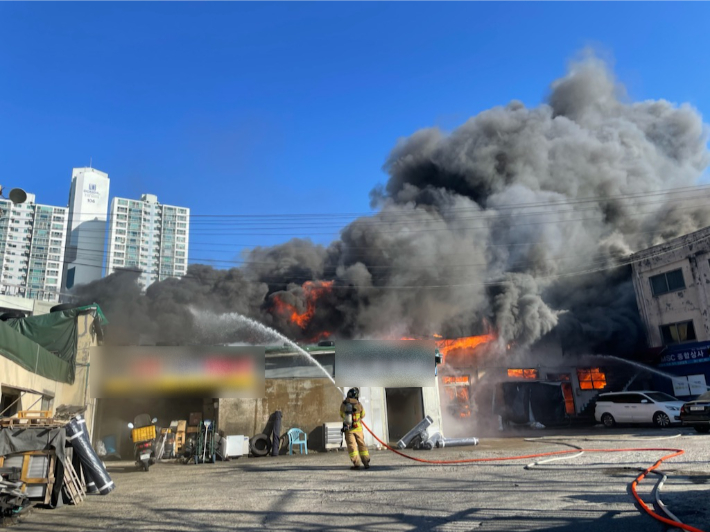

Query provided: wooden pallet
[61,459,85,505]
[0,417,62,428]
[17,411,52,419]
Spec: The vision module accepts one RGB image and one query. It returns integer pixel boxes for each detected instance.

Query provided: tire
[0,311,26,321]
[250,434,271,457]
[653,412,671,428]
[50,303,79,313]
[694,425,710,434]
[601,413,615,428]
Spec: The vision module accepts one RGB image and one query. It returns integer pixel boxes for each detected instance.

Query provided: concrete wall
[218,379,344,450]
[0,295,55,316]
[631,226,710,347]
[218,378,443,451]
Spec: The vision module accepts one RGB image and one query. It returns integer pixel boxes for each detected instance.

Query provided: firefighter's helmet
[347,387,360,399]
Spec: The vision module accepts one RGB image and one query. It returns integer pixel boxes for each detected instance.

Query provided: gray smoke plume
[74,52,710,353]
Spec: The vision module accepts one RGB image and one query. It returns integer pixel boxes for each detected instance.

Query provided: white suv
[594,391,685,428]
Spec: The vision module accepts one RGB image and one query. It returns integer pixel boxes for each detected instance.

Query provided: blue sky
[1,2,710,268]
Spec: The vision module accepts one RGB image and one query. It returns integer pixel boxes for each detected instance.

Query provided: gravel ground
[12,427,710,532]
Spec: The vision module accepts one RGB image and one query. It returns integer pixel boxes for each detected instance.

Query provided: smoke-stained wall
[72,52,710,356]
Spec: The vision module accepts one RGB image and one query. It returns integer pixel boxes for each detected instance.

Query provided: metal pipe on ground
[397,416,434,449]
[436,437,479,448]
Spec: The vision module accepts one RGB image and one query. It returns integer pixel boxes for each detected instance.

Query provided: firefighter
[340,387,370,470]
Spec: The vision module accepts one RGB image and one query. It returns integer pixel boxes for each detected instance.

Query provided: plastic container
[132,425,156,442]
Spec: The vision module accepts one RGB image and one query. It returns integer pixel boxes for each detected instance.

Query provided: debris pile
[0,411,114,526]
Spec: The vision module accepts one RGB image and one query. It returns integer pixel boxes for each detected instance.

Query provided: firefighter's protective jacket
[340,397,365,433]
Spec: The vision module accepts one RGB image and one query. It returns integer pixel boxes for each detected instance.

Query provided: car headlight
[667,406,680,411]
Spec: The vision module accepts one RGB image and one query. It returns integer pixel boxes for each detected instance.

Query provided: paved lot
[13,427,710,532]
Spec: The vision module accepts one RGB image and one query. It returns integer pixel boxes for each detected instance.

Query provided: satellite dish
[8,188,27,205]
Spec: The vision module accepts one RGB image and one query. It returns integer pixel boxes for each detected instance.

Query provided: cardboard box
[188,412,202,426]
[186,426,199,434]
[177,420,187,432]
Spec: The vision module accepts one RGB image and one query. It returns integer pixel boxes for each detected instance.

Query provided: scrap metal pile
[0,411,114,526]
[397,416,479,450]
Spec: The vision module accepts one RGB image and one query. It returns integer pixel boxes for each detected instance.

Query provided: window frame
[577,368,607,390]
[659,320,697,346]
[649,268,686,296]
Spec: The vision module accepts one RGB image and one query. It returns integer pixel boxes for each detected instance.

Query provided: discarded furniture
[287,428,308,455]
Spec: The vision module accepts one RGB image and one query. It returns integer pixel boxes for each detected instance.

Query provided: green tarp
[0,321,74,384]
[76,304,109,327]
[1,304,107,385]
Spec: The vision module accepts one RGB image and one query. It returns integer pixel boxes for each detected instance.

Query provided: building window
[577,368,607,390]
[660,320,696,345]
[442,375,470,385]
[507,368,538,379]
[649,269,685,296]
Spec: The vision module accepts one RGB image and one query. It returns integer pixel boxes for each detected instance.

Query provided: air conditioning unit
[323,422,343,450]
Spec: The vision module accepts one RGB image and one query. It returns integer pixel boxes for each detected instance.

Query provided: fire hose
[360,421,706,532]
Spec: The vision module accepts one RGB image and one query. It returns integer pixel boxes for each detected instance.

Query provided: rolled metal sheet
[65,415,115,495]
[71,447,98,495]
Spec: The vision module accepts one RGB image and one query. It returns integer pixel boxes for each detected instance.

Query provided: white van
[594,391,685,428]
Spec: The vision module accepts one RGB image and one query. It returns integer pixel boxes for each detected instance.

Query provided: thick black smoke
[75,52,710,353]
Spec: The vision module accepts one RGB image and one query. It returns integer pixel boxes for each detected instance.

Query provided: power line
[53,228,710,290]
[5,182,710,221]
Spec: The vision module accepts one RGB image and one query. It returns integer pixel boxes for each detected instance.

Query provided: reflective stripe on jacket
[340,399,365,432]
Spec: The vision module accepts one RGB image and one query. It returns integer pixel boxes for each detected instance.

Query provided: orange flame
[399,333,496,365]
[577,367,607,390]
[272,280,334,329]
[507,368,538,379]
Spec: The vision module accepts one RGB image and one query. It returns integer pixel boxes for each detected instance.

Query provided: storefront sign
[659,346,710,367]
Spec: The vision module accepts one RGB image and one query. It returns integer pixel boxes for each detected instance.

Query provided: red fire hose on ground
[361,421,706,532]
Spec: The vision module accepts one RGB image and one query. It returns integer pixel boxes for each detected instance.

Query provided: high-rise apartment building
[106,194,189,290]
[62,167,110,291]
[0,193,68,302]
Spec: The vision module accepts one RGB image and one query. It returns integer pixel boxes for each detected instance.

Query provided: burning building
[70,52,710,433]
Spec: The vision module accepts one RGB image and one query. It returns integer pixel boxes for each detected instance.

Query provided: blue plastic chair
[287,428,308,455]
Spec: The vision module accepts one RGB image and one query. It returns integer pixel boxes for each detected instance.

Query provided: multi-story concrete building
[62,167,110,291]
[106,194,189,290]
[630,226,710,348]
[630,226,710,398]
[0,193,68,303]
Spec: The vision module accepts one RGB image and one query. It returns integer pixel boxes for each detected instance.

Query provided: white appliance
[219,435,249,458]
[323,422,343,450]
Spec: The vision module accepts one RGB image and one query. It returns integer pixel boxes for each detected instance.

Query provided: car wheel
[601,413,615,428]
[653,412,671,428]
[694,426,710,434]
